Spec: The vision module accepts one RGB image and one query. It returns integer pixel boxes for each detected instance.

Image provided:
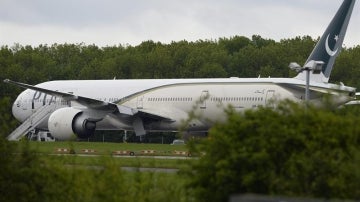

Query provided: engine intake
[48,107,97,140]
[72,113,97,139]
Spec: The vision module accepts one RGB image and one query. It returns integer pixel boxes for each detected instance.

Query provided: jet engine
[48,107,97,140]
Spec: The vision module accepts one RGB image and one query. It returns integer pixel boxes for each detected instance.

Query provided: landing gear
[26,130,55,142]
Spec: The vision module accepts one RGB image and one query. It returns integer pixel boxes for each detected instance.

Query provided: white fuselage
[12,77,355,133]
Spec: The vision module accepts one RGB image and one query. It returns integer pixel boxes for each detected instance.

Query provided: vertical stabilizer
[295,0,355,83]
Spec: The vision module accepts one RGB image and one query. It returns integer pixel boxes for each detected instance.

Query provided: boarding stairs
[7,104,57,141]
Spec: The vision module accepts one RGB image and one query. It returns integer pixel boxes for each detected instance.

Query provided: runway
[112,155,195,160]
[64,164,180,173]
[121,166,179,173]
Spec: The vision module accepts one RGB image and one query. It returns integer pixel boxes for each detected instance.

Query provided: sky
[0,0,359,48]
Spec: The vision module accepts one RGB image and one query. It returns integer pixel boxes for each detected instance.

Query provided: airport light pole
[289,60,324,102]
[305,68,310,101]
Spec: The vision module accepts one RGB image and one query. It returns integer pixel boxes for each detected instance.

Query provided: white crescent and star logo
[325,34,339,57]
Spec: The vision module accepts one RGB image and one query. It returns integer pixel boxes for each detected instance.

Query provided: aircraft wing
[4,79,115,110]
[4,79,173,122]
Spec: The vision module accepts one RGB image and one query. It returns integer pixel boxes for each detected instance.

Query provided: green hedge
[184,101,360,201]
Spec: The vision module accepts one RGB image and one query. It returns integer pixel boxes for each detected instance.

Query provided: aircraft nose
[12,98,22,122]
[12,90,30,122]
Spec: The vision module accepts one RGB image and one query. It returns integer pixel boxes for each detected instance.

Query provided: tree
[0,97,17,137]
[331,46,360,89]
[219,36,251,55]
[196,63,227,78]
[184,101,360,202]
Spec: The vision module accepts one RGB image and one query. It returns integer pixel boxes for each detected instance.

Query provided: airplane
[4,0,357,141]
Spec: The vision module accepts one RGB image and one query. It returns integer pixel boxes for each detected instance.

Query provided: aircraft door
[31,91,42,110]
[137,96,144,109]
[200,90,209,109]
[265,90,275,107]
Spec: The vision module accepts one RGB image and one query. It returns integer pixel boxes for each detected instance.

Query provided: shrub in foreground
[184,101,360,202]
[0,138,187,202]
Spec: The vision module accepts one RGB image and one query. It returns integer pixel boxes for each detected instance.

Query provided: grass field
[6,141,192,202]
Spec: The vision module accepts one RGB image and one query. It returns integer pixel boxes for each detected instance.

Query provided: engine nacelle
[48,107,97,140]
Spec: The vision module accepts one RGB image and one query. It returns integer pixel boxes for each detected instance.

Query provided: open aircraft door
[265,90,275,107]
[200,90,209,109]
[137,96,144,109]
